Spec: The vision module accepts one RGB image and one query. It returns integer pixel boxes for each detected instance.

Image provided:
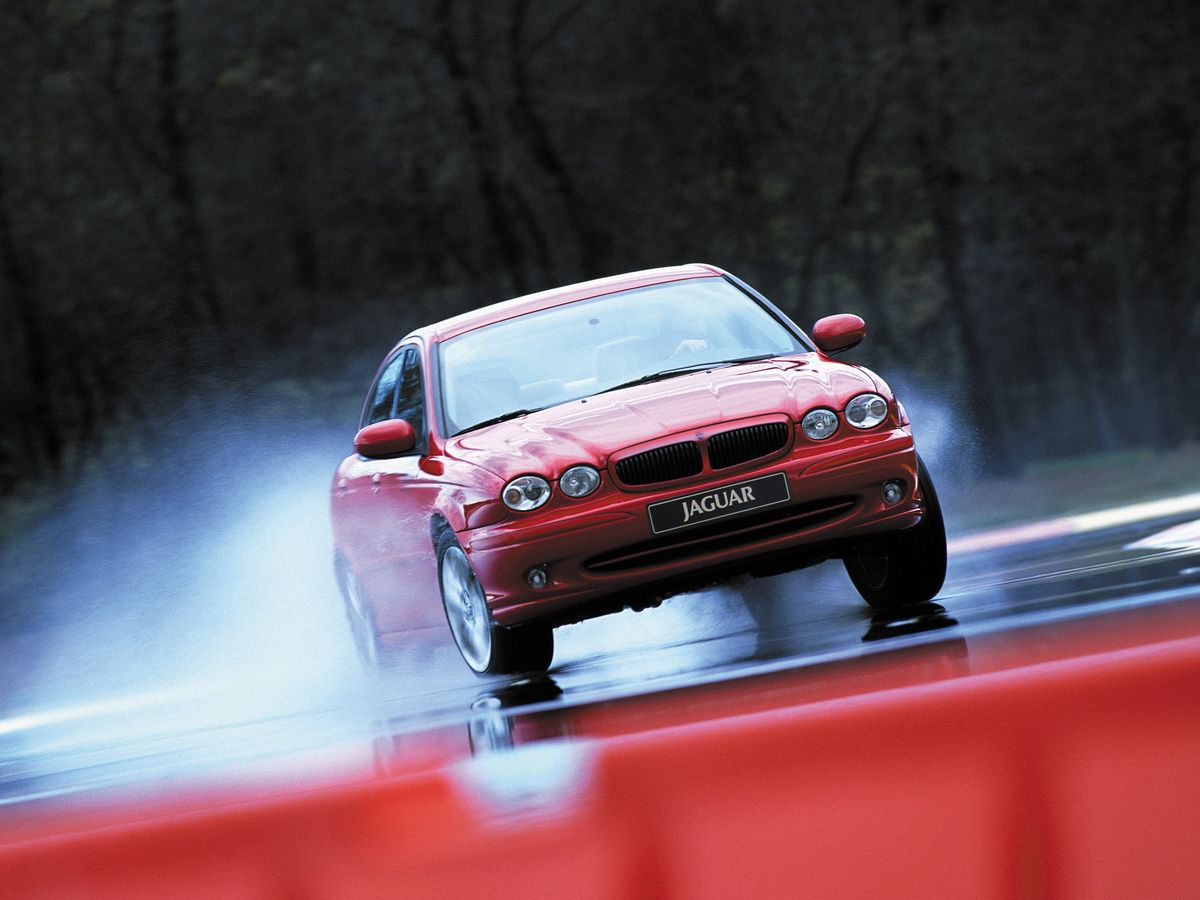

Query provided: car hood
[443,356,883,481]
[444,357,883,487]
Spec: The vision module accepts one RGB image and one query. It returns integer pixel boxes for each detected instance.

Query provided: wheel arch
[430,511,457,550]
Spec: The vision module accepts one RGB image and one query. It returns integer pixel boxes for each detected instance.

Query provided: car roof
[403,263,726,348]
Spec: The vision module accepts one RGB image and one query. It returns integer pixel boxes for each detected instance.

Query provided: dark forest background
[2,0,1199,500]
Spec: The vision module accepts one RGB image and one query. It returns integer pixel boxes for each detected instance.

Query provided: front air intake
[614,441,703,486]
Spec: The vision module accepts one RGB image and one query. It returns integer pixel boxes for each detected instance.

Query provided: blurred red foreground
[3,601,1199,898]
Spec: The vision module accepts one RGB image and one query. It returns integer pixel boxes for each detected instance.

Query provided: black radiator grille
[614,441,703,485]
[707,422,790,470]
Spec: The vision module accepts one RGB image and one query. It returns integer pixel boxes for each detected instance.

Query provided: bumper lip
[493,502,922,627]
[464,429,920,627]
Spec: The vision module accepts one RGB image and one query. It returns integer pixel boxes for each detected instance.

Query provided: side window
[364,353,405,427]
[394,348,426,450]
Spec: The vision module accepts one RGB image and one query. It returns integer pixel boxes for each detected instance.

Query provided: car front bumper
[464,427,925,627]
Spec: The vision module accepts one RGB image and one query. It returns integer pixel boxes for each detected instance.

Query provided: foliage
[2,0,1198,495]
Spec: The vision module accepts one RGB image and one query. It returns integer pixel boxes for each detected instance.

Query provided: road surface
[2,498,1198,812]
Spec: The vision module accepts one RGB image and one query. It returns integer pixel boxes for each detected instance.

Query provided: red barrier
[3,626,1199,897]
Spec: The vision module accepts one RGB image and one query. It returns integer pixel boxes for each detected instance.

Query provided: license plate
[647,472,790,535]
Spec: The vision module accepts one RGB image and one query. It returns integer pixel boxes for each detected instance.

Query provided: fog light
[526,565,549,589]
[882,480,904,505]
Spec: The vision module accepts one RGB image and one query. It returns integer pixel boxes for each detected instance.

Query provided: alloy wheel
[440,545,493,672]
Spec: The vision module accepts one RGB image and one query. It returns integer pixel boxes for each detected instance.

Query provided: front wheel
[436,530,553,676]
[844,455,947,609]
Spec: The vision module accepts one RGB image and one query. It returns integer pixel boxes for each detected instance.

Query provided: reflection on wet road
[3,509,1200,809]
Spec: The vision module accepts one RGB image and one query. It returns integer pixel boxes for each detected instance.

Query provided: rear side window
[364,352,406,426]
[394,348,426,445]
[362,346,427,452]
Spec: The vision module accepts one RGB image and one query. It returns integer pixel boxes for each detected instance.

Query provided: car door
[333,346,444,631]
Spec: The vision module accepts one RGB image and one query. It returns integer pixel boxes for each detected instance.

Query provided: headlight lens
[560,465,601,498]
[801,408,839,440]
[502,475,551,511]
[845,393,889,429]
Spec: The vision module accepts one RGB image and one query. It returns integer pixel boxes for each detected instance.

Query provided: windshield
[437,277,807,435]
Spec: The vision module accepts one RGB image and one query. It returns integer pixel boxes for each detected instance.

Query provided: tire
[435,529,554,676]
[844,455,948,609]
[334,554,387,669]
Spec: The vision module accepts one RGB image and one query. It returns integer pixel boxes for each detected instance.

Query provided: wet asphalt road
[2,507,1200,810]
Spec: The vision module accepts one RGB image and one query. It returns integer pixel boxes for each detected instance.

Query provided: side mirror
[355,419,416,458]
[811,314,866,354]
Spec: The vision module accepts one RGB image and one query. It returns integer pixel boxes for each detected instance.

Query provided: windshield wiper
[597,353,777,395]
[457,407,545,435]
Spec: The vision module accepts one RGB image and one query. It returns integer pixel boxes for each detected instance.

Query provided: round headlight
[845,393,889,429]
[801,408,839,440]
[560,465,601,498]
[502,475,551,511]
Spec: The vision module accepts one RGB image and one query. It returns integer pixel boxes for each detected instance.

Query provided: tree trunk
[434,0,528,295]
[903,0,1016,474]
[156,0,223,333]
[0,161,63,472]
[506,0,608,276]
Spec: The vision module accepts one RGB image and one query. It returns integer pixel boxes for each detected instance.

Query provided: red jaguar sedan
[331,264,946,675]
